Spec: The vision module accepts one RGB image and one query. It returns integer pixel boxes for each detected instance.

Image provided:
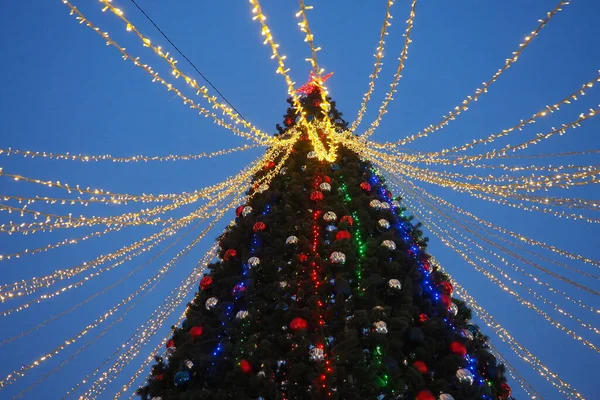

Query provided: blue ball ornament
[173,370,191,388]
[331,164,340,171]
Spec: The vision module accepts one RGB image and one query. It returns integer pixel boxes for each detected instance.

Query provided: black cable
[129,0,247,121]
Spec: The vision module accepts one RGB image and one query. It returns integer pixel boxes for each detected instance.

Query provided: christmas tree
[137,86,513,400]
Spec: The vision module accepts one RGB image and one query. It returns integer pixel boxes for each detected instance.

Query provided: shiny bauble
[236,310,249,319]
[459,328,474,340]
[241,206,252,218]
[301,165,307,171]
[360,182,371,192]
[377,219,390,231]
[331,164,340,171]
[239,359,252,374]
[456,368,474,385]
[290,317,308,331]
[256,183,269,193]
[183,359,195,370]
[381,240,397,250]
[330,251,346,264]
[173,370,191,388]
[448,302,458,316]
[340,215,354,225]
[235,205,245,217]
[326,224,338,232]
[279,166,288,175]
[388,278,402,290]
[373,320,388,334]
[369,199,382,210]
[223,249,237,260]
[323,211,337,222]
[499,383,512,399]
[205,297,219,310]
[199,276,213,291]
[416,391,435,400]
[413,360,428,374]
[309,347,325,362]
[310,191,324,201]
[253,221,266,233]
[391,200,401,209]
[257,370,266,378]
[189,326,203,339]
[319,182,332,192]
[440,281,453,295]
[247,256,260,267]
[466,323,479,335]
[286,235,299,245]
[450,341,467,357]
[380,201,391,210]
[307,151,317,159]
[279,280,289,288]
[439,394,455,400]
[335,230,351,240]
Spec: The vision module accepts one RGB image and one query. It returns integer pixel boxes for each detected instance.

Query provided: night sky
[0,1,599,398]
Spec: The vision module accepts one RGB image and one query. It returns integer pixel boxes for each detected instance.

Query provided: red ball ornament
[239,359,252,374]
[386,191,393,199]
[450,341,467,357]
[265,161,276,170]
[253,221,266,233]
[359,182,371,192]
[418,313,429,323]
[155,373,164,381]
[312,99,321,107]
[299,253,308,262]
[499,383,512,399]
[166,339,175,349]
[416,390,435,400]
[235,205,245,217]
[340,215,354,226]
[440,294,452,308]
[284,117,294,126]
[413,361,428,374]
[440,281,453,295]
[290,317,309,331]
[323,175,332,183]
[310,191,324,201]
[224,249,237,261]
[335,230,351,240]
[189,326,203,339]
[199,276,213,291]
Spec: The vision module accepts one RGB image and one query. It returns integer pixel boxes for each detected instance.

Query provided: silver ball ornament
[369,199,382,210]
[307,151,317,159]
[205,297,219,310]
[279,281,289,288]
[319,182,332,192]
[309,347,325,362]
[279,167,288,175]
[456,368,474,385]
[448,302,458,316]
[248,256,260,267]
[381,240,397,250]
[380,201,391,210]
[242,206,253,217]
[183,359,194,370]
[459,329,474,340]
[330,251,346,264]
[388,279,402,290]
[236,310,249,319]
[373,320,388,334]
[286,235,299,245]
[326,224,338,232]
[391,200,401,209]
[256,183,269,193]
[377,219,390,231]
[439,394,455,400]
[323,211,337,222]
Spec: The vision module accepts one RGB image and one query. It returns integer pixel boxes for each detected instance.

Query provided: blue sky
[0,0,599,398]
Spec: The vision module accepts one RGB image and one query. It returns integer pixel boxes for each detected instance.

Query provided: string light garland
[350,0,395,132]
[60,0,273,146]
[386,174,600,354]
[97,0,274,145]
[0,143,260,163]
[361,0,417,139]
[370,0,572,148]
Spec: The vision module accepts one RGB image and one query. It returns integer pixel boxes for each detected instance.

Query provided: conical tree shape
[138,92,512,400]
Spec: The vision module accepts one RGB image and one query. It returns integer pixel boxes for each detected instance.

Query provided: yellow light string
[248,0,334,161]
[0,145,287,234]
[386,175,600,354]
[439,261,586,399]
[61,0,272,146]
[295,1,339,158]
[0,143,293,304]
[97,0,274,145]
[429,71,600,156]
[119,313,187,400]
[399,180,600,330]
[349,0,395,132]
[67,245,218,399]
[361,0,417,139]
[486,344,543,400]
[0,143,260,163]
[0,197,235,391]
[369,0,572,148]
[11,244,219,400]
